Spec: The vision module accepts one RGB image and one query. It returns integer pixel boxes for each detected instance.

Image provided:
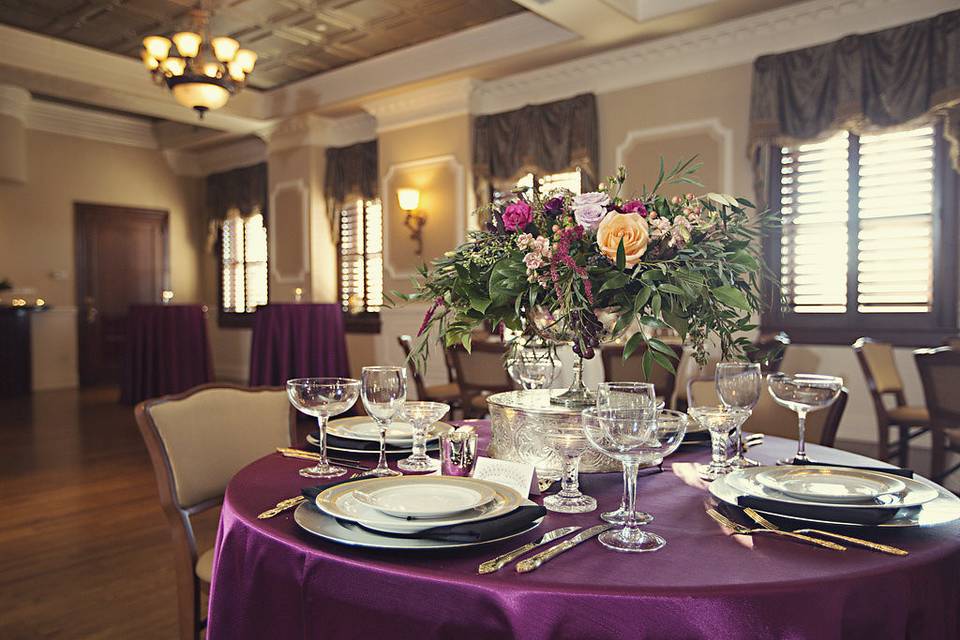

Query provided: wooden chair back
[397,335,429,400]
[601,343,685,407]
[914,347,960,478]
[448,340,513,402]
[853,337,907,424]
[134,384,295,639]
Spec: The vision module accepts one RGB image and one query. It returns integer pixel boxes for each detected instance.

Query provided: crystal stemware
[687,406,750,481]
[531,422,597,513]
[582,407,687,552]
[507,347,561,390]
[286,377,360,478]
[360,366,407,477]
[715,362,762,468]
[596,382,657,525]
[398,401,449,472]
[767,373,843,464]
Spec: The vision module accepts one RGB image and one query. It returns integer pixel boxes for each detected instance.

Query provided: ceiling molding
[362,79,477,133]
[267,13,575,119]
[0,84,30,122]
[474,0,957,115]
[164,136,267,177]
[263,112,376,152]
[28,99,158,149]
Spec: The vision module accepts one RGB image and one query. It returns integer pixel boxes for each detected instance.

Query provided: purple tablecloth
[120,304,211,405]
[248,303,350,386]
[207,425,960,640]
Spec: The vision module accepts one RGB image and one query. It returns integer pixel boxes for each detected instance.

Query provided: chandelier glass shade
[142,7,256,117]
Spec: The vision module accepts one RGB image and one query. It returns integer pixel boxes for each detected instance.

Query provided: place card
[471,457,538,497]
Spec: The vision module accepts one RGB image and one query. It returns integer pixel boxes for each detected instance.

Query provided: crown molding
[262,112,376,152]
[474,0,956,115]
[164,136,267,177]
[362,79,477,133]
[28,99,157,149]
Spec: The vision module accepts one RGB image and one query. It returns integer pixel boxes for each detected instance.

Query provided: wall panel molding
[269,179,310,284]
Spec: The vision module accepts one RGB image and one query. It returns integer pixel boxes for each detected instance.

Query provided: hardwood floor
[0,387,218,639]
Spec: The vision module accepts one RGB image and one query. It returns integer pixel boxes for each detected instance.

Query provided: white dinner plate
[726,467,938,510]
[294,500,542,550]
[710,471,960,528]
[316,477,523,534]
[327,416,454,446]
[754,466,906,503]
[352,477,497,518]
[307,433,434,456]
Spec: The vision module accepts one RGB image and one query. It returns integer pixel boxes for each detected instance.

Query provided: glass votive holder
[440,427,479,477]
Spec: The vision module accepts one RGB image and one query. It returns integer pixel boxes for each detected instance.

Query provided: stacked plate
[294,475,544,549]
[710,465,960,528]
[308,416,455,455]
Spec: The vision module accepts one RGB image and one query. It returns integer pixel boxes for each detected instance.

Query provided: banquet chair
[686,377,848,447]
[913,348,960,482]
[448,340,514,418]
[135,384,296,640]
[943,335,960,350]
[601,343,685,408]
[853,337,929,465]
[397,335,462,415]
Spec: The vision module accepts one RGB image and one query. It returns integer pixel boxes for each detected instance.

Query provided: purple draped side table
[207,425,960,640]
[248,303,350,387]
[120,304,212,405]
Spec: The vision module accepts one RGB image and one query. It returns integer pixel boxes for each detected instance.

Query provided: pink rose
[502,201,533,231]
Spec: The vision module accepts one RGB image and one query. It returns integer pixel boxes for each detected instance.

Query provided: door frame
[75,202,170,386]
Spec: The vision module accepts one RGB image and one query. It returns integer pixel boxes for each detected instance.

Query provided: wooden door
[76,204,168,386]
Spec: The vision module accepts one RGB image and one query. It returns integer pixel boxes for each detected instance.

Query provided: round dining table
[206,424,960,640]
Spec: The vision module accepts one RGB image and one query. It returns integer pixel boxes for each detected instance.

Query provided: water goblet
[360,366,407,477]
[531,422,597,513]
[596,382,657,525]
[715,362,762,468]
[582,408,688,552]
[686,406,751,481]
[286,377,360,478]
[507,347,561,390]
[767,373,843,464]
[398,401,449,472]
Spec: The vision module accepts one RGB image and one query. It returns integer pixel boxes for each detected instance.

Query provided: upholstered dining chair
[448,340,514,418]
[913,347,960,482]
[135,384,295,640]
[852,337,929,465]
[397,335,462,415]
[601,343,686,408]
[686,377,849,448]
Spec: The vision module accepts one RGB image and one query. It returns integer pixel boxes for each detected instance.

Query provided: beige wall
[0,129,203,390]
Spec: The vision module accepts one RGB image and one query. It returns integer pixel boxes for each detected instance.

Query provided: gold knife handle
[478,542,538,574]
[515,539,576,573]
[763,529,846,551]
[803,529,908,556]
[257,496,305,519]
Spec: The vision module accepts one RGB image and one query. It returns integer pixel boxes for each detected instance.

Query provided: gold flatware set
[276,447,368,470]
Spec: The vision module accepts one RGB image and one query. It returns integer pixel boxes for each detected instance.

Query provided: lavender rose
[574,203,606,231]
[502,201,533,231]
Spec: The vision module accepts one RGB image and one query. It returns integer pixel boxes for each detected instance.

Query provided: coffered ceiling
[0,0,525,89]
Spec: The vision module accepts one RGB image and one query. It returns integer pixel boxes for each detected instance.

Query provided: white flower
[516,233,533,249]
[523,253,543,270]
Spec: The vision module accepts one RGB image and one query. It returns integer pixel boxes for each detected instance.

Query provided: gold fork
[705,508,846,551]
[742,508,908,556]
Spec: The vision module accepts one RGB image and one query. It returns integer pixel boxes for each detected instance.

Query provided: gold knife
[478,526,581,574]
[257,495,306,519]
[515,524,613,573]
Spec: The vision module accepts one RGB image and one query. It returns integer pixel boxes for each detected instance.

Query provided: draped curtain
[324,140,378,211]
[473,93,599,205]
[205,162,268,250]
[748,9,960,208]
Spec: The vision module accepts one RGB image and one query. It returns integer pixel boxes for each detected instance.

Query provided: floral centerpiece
[396,159,768,405]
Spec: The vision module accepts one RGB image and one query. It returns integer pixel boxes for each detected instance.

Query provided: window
[339,198,383,319]
[493,169,582,205]
[220,210,268,326]
[764,124,958,345]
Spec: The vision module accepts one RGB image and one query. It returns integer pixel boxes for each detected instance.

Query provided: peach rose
[596,212,649,267]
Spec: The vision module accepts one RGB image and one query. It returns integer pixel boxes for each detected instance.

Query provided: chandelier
[141,3,257,118]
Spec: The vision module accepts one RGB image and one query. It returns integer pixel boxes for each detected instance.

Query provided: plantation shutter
[339,199,383,313]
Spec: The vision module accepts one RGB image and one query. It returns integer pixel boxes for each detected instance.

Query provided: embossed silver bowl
[486,389,621,474]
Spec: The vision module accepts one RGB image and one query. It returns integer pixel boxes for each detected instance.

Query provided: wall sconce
[397,188,426,256]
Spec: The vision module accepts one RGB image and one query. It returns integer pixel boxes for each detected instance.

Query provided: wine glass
[286,377,360,478]
[767,373,843,464]
[715,362,761,468]
[531,422,596,513]
[582,408,687,552]
[360,366,407,477]
[687,406,751,481]
[507,347,561,390]
[596,382,657,525]
[398,401,449,472]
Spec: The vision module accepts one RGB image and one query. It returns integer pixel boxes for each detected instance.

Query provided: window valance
[324,140,378,211]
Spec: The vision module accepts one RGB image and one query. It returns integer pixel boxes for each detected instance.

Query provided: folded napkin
[787,459,914,479]
[736,495,906,526]
[683,430,711,443]
[315,432,439,453]
[302,475,369,502]
[348,504,548,543]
